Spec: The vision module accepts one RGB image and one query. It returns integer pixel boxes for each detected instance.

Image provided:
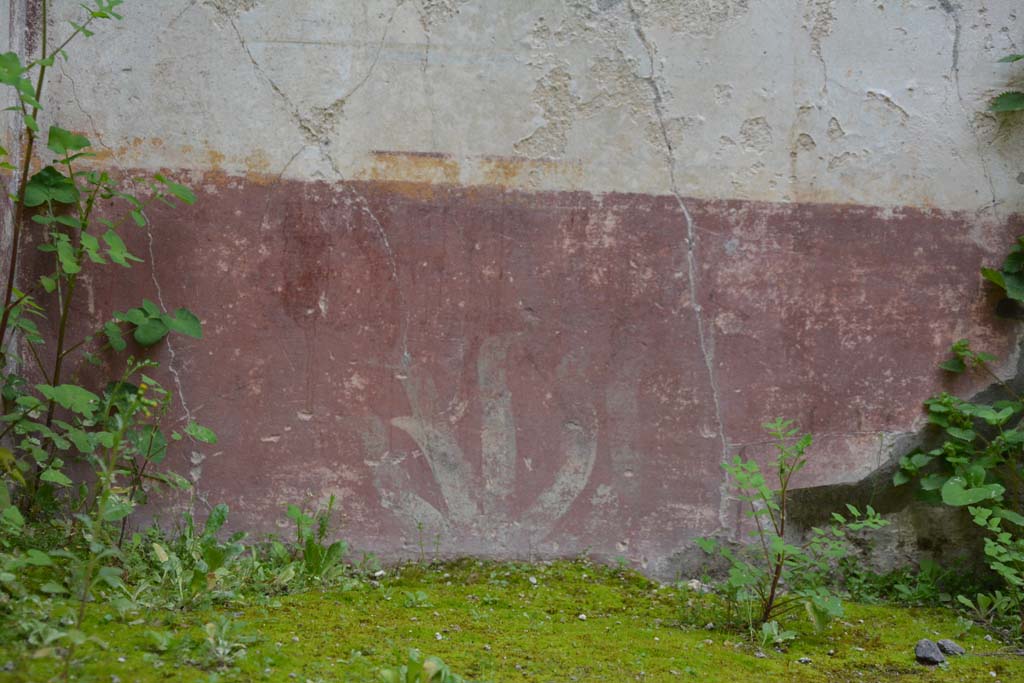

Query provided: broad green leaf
[941,476,1004,506]
[103,229,140,267]
[162,308,202,339]
[40,468,72,486]
[1,505,24,531]
[40,581,66,594]
[999,54,1024,63]
[154,174,196,205]
[25,549,53,566]
[0,52,26,86]
[80,233,106,264]
[1003,272,1024,301]
[995,508,1024,526]
[39,275,56,293]
[939,358,966,373]
[36,384,100,419]
[141,299,160,317]
[46,126,91,155]
[24,166,78,206]
[132,318,169,346]
[946,426,976,442]
[186,422,217,444]
[992,91,1024,112]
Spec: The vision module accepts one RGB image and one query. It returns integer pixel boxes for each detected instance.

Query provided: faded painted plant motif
[370,336,598,549]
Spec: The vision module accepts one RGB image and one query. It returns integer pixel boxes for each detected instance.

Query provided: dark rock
[937,639,965,656]
[915,639,946,665]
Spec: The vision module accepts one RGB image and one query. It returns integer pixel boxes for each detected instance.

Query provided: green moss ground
[2,560,1022,682]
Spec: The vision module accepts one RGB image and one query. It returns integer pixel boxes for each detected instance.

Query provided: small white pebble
[578,614,587,621]
[292,636,299,642]
[117,657,125,663]
[435,632,443,641]
[529,576,537,585]
[483,644,491,651]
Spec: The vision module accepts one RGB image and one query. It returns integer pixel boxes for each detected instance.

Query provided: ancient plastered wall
[13,0,1024,575]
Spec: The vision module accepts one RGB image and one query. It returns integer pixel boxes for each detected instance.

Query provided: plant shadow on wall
[369,335,598,551]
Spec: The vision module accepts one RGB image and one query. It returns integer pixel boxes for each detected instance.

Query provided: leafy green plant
[285,496,348,582]
[991,53,1024,114]
[0,0,207,522]
[758,620,797,652]
[894,336,1024,634]
[151,504,245,608]
[197,616,256,670]
[379,649,467,683]
[697,418,888,632]
[403,590,431,608]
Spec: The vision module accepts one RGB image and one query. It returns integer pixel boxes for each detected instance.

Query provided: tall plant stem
[0,0,48,361]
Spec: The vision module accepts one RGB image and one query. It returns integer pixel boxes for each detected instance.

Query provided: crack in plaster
[215,0,410,353]
[803,0,835,94]
[939,0,999,218]
[626,1,730,533]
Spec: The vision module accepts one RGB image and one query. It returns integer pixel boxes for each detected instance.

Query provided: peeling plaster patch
[795,133,816,151]
[739,117,773,153]
[418,0,469,27]
[204,0,261,16]
[828,151,857,171]
[713,84,733,105]
[827,116,845,140]
[514,67,579,158]
[802,0,835,61]
[866,90,910,123]
[637,0,749,36]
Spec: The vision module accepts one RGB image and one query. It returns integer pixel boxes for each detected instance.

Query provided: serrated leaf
[55,236,80,275]
[992,91,1024,112]
[36,384,100,419]
[24,166,78,207]
[46,126,91,155]
[103,322,126,351]
[154,174,196,205]
[103,229,140,267]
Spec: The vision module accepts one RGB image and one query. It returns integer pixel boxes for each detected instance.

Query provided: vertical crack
[939,0,999,217]
[143,221,193,426]
[627,2,730,531]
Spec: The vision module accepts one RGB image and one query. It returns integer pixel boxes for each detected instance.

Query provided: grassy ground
[1,560,1022,682]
